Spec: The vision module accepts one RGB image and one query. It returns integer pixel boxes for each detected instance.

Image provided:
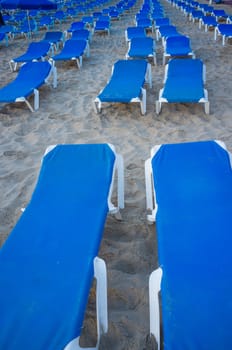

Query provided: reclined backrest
[148,140,232,349]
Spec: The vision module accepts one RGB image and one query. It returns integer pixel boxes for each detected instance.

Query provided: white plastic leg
[149,268,163,350]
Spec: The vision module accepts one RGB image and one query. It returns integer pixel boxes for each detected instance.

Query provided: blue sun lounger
[145,140,232,350]
[41,31,64,53]
[157,25,180,44]
[156,58,209,114]
[163,35,195,65]
[94,18,110,35]
[199,15,218,32]
[0,143,124,350]
[50,39,89,69]
[215,23,232,45]
[9,41,51,72]
[94,59,152,115]
[0,61,57,112]
[70,29,91,42]
[126,37,156,64]
[125,26,146,42]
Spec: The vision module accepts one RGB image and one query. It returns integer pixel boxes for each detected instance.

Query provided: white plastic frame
[64,257,108,350]
[149,267,162,350]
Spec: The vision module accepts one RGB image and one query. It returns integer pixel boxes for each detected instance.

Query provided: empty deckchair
[94,18,110,35]
[136,18,153,33]
[66,21,86,36]
[0,143,124,350]
[145,140,232,350]
[9,41,51,72]
[50,39,89,69]
[157,25,180,44]
[212,9,228,21]
[154,17,171,30]
[215,23,232,45]
[41,31,64,53]
[0,61,57,112]
[125,26,146,41]
[163,35,195,65]
[156,58,209,114]
[154,17,171,40]
[94,59,152,115]
[199,15,218,32]
[70,29,91,42]
[126,37,156,64]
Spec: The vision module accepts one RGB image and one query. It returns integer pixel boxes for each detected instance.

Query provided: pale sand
[0,0,232,348]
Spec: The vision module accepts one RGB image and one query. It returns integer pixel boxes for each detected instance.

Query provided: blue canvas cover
[151,140,232,349]
[217,23,232,36]
[98,59,147,102]
[162,58,205,102]
[165,36,192,56]
[0,143,115,349]
[12,41,51,63]
[128,37,154,58]
[0,61,51,101]
[52,39,87,61]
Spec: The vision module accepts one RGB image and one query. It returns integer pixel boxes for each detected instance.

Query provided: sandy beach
[0,0,232,348]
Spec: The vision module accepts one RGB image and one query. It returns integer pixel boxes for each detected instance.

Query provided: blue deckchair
[136,18,153,33]
[199,15,218,32]
[154,17,171,29]
[145,140,232,350]
[154,17,170,39]
[50,39,89,68]
[9,41,51,71]
[70,29,91,42]
[66,21,86,36]
[190,9,204,23]
[212,9,228,21]
[215,23,232,45]
[126,37,156,64]
[125,26,146,41]
[156,58,209,114]
[0,61,57,112]
[163,35,195,65]
[94,17,110,35]
[0,143,124,350]
[157,25,180,45]
[40,31,64,54]
[94,59,152,115]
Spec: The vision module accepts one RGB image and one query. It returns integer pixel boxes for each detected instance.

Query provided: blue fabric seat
[40,31,64,53]
[0,143,124,350]
[146,140,232,350]
[94,17,110,35]
[125,26,146,41]
[163,35,195,64]
[156,58,209,114]
[199,15,218,32]
[94,59,152,115]
[70,29,91,42]
[157,24,180,44]
[9,41,51,71]
[215,23,232,45]
[0,61,57,112]
[51,39,89,68]
[126,37,156,64]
